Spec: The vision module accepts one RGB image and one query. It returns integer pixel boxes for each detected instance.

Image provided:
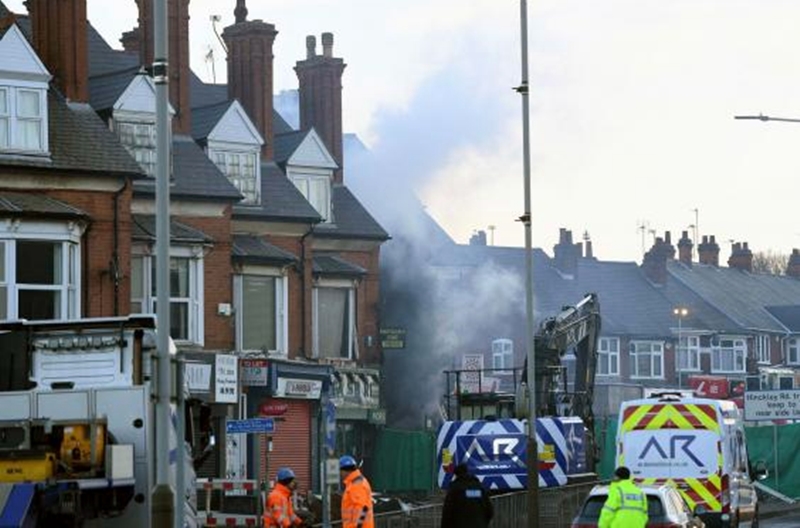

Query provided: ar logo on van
[639,434,703,467]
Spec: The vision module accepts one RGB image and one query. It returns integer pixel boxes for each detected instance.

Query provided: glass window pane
[170,258,190,297]
[0,89,7,114]
[17,241,61,284]
[0,242,5,281]
[19,120,41,150]
[318,287,349,358]
[170,301,188,340]
[0,118,7,148]
[131,257,144,299]
[242,275,276,351]
[0,286,6,319]
[18,91,39,117]
[18,290,59,320]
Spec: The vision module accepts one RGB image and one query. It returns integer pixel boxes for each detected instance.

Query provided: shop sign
[380,327,406,349]
[215,354,239,403]
[185,362,212,392]
[241,358,268,386]
[275,377,322,399]
[368,408,386,425]
[258,403,289,417]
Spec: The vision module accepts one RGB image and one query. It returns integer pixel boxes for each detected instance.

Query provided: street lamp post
[673,307,688,389]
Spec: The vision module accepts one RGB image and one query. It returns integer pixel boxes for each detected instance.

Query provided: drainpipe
[111,183,125,315]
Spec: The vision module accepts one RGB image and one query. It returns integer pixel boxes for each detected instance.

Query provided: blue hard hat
[339,455,357,469]
[276,467,296,482]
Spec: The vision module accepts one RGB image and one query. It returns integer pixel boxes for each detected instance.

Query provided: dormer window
[117,120,156,176]
[290,171,331,221]
[211,149,260,204]
[0,85,47,154]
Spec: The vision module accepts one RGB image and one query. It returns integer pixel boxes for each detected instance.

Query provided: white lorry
[617,393,764,528]
[0,316,205,527]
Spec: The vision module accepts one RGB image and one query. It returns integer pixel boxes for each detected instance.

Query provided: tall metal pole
[518,0,539,525]
[677,316,683,390]
[152,0,175,525]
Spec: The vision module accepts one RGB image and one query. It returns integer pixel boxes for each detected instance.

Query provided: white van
[617,394,762,528]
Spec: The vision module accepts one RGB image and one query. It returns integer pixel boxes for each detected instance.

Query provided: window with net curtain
[316,287,351,359]
[241,275,277,352]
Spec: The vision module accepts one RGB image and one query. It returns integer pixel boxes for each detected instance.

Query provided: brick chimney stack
[698,235,720,266]
[553,228,581,276]
[728,242,753,272]
[222,3,277,159]
[641,235,673,284]
[677,230,693,265]
[120,27,141,53]
[136,0,191,134]
[26,0,88,102]
[295,33,346,183]
[787,249,800,278]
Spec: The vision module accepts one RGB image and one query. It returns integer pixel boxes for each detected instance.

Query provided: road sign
[744,389,800,421]
[324,398,336,456]
[225,418,276,435]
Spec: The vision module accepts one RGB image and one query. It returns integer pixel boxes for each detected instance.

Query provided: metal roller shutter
[258,399,312,494]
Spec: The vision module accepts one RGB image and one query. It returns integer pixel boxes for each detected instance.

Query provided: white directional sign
[744,390,800,421]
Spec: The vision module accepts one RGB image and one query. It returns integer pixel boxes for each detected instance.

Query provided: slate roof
[233,161,321,223]
[273,131,307,165]
[667,261,800,332]
[191,100,232,141]
[133,135,243,201]
[312,255,367,277]
[765,305,800,333]
[190,75,293,136]
[0,192,88,218]
[89,66,141,111]
[132,214,213,244]
[87,23,138,77]
[313,185,390,241]
[232,235,297,265]
[0,93,143,177]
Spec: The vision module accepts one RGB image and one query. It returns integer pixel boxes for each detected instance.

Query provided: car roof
[588,483,676,496]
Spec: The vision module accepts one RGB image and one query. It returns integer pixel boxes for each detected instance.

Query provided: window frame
[787,337,800,366]
[0,82,48,155]
[209,145,261,204]
[756,334,771,365]
[597,337,620,376]
[287,168,332,222]
[711,336,747,373]
[130,246,204,345]
[114,115,158,177]
[0,220,83,321]
[676,335,701,372]
[491,338,514,371]
[233,267,288,355]
[629,340,665,379]
[312,278,356,360]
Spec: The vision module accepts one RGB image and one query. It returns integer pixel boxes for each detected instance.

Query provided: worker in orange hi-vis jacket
[263,467,304,527]
[339,455,374,528]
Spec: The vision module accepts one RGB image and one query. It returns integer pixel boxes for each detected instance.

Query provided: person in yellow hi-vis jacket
[599,466,648,528]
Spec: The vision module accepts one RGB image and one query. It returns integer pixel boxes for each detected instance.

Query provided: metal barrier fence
[311,481,598,528]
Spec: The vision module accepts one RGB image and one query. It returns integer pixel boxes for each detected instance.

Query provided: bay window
[117,120,156,176]
[677,335,700,372]
[289,170,331,221]
[131,250,204,344]
[212,149,260,204]
[0,85,47,154]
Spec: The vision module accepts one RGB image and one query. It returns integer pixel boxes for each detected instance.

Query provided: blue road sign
[225,418,275,435]
[324,399,336,456]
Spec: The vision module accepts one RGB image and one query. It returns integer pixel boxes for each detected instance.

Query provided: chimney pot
[322,32,334,57]
[306,35,317,58]
[681,230,688,238]
[710,235,716,244]
[234,0,248,23]
[743,242,749,251]
[665,231,672,244]
[702,235,709,244]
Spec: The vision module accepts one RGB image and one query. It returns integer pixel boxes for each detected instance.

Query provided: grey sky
[7,0,800,262]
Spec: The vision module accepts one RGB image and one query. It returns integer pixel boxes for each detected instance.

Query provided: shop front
[245,359,332,493]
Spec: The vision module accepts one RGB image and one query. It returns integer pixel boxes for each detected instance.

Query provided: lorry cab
[616,393,758,528]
